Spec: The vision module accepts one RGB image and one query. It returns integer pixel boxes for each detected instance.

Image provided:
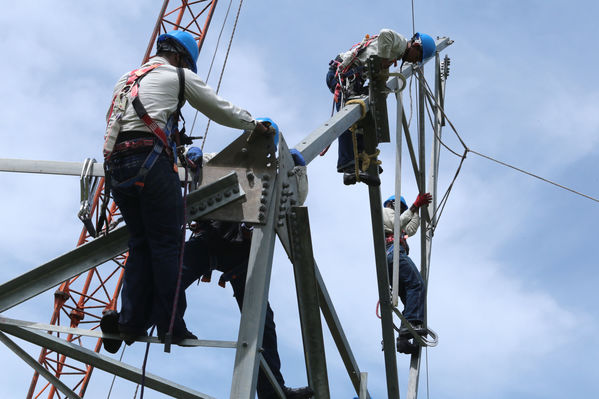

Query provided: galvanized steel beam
[0,324,214,399]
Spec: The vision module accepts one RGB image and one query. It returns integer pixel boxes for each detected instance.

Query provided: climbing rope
[201,0,245,151]
[106,345,127,399]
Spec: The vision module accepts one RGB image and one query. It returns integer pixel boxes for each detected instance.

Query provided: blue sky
[1,1,599,398]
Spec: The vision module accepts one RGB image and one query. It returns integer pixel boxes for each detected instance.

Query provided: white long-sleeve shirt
[383,207,420,237]
[107,56,256,133]
[338,29,408,71]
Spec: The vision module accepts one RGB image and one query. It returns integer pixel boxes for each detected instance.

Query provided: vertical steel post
[391,88,404,307]
[229,182,278,398]
[363,116,400,399]
[287,206,330,399]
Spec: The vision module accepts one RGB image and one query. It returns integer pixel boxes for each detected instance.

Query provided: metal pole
[229,183,278,398]
[391,88,404,307]
[287,206,330,399]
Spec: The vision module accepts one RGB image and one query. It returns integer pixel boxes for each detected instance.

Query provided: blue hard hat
[157,30,199,73]
[415,32,436,61]
[384,195,407,209]
[256,117,279,148]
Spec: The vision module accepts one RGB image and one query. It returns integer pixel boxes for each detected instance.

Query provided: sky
[1,1,599,398]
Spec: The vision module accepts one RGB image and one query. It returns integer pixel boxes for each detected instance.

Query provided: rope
[139,326,155,399]
[201,0,245,151]
[165,166,190,351]
[106,345,126,399]
[416,70,599,204]
[189,0,235,139]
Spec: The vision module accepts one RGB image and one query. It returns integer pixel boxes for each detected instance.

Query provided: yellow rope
[345,98,367,119]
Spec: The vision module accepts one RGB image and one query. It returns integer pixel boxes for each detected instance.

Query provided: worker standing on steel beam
[382,193,431,354]
[99,30,269,354]
[325,29,436,186]
[179,149,313,399]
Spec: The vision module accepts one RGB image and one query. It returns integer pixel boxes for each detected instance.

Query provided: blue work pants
[181,233,284,399]
[386,244,425,323]
[108,151,189,336]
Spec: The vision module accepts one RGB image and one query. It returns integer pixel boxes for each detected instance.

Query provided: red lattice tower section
[27,1,218,397]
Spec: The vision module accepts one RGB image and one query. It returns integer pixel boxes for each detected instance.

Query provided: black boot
[342,168,380,186]
[100,310,123,354]
[396,337,419,355]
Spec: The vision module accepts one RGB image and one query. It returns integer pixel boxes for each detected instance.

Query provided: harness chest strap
[103,64,165,158]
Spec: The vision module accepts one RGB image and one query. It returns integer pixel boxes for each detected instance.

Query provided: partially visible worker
[100,30,269,354]
[179,149,313,399]
[325,30,436,186]
[382,192,432,354]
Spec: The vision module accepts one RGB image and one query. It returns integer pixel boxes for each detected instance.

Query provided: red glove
[413,192,432,208]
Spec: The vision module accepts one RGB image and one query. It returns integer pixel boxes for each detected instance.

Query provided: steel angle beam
[0,324,214,399]
[259,355,285,399]
[0,225,130,313]
[229,176,278,398]
[186,171,245,222]
[367,55,391,143]
[293,99,370,165]
[287,206,330,399]
[0,331,82,399]
[0,172,245,313]
[198,130,277,224]
[314,265,371,399]
[0,316,236,349]
[0,158,105,177]
[276,210,370,399]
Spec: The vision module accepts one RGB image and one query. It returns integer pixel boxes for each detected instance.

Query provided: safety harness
[103,63,186,187]
[97,63,187,235]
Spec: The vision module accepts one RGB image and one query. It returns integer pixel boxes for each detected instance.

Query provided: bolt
[280,197,288,203]
[262,189,268,196]
[198,202,206,210]
[215,193,222,201]
[246,171,255,181]
[260,205,267,212]
[287,170,295,177]
[282,182,290,189]
[224,190,231,197]
[261,197,267,204]
[241,148,248,154]
[259,213,265,221]
[279,205,287,212]
[262,182,270,189]
[290,199,297,205]
[233,187,240,194]
[208,198,214,206]
[277,221,284,227]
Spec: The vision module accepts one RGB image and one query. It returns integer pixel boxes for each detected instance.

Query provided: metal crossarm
[0,324,215,399]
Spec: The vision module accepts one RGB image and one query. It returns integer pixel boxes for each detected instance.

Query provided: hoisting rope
[138,325,155,399]
[165,166,190,352]
[200,0,245,151]
[106,345,126,399]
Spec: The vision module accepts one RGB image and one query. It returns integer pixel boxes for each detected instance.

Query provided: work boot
[158,328,198,347]
[396,337,419,355]
[100,310,123,354]
[399,322,427,339]
[119,327,148,346]
[282,385,314,399]
[342,168,380,186]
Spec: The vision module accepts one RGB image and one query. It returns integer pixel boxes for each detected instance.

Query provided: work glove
[247,117,279,146]
[412,192,432,208]
[289,149,306,166]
